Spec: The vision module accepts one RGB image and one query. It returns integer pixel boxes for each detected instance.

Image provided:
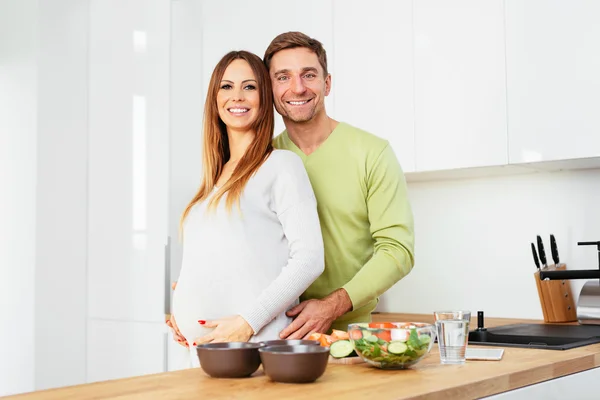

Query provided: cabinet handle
[164,236,171,315]
[163,332,168,372]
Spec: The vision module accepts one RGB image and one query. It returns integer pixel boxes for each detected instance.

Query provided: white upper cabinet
[87,0,170,322]
[505,0,600,164]
[413,0,508,172]
[333,0,415,173]
[200,0,334,137]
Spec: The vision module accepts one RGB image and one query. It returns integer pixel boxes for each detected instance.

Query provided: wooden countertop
[8,313,600,400]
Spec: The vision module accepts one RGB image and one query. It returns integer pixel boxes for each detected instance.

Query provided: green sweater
[273,122,415,331]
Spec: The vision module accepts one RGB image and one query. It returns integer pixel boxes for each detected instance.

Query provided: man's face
[269,47,331,123]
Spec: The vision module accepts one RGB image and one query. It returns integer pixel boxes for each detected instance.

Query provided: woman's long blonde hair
[180,51,274,229]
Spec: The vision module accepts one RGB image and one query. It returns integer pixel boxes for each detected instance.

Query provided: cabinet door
[333,0,415,172]
[414,0,508,171]
[169,0,205,293]
[87,0,170,322]
[505,0,600,163]
[199,0,334,137]
[87,319,169,383]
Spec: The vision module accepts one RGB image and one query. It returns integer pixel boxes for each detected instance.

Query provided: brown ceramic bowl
[259,344,330,383]
[259,339,320,347]
[196,342,263,378]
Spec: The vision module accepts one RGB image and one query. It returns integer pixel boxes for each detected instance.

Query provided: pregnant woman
[168,50,324,367]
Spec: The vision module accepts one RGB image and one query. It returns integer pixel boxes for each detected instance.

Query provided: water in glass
[436,319,469,364]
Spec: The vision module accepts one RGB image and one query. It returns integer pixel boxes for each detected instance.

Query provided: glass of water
[434,311,471,364]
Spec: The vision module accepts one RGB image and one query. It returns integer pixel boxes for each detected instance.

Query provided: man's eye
[244,84,256,90]
[304,73,316,79]
[220,84,232,89]
[277,76,288,81]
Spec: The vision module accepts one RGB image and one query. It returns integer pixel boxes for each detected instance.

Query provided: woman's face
[217,59,260,133]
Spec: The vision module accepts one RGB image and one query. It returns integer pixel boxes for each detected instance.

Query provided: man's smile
[286,98,313,106]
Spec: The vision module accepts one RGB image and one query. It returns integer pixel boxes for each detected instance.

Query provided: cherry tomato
[349,329,363,340]
[368,322,396,329]
[368,322,394,342]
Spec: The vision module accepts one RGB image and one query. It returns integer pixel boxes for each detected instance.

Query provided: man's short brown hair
[263,31,328,76]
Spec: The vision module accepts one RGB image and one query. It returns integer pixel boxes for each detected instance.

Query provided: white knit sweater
[172,150,324,346]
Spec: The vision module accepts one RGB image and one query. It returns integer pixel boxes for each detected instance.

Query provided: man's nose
[290,76,306,94]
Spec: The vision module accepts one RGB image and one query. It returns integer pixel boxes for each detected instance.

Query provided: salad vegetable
[350,324,433,367]
[330,340,356,358]
[308,329,357,358]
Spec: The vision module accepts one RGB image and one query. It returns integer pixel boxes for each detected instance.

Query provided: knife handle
[537,235,547,266]
[531,243,540,270]
[550,234,560,265]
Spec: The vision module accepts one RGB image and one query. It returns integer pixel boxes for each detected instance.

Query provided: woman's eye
[220,84,232,90]
[244,84,256,90]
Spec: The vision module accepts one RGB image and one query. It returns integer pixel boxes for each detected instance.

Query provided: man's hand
[192,315,254,346]
[279,289,353,340]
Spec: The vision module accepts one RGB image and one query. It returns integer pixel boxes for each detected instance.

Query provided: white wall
[35,0,89,390]
[379,168,600,320]
[0,0,38,395]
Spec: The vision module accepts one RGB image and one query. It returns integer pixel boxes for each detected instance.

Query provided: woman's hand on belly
[192,315,254,346]
[166,314,188,348]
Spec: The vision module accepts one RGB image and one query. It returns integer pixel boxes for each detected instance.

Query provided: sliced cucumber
[330,340,355,358]
[365,334,379,343]
[387,341,409,355]
[362,330,374,339]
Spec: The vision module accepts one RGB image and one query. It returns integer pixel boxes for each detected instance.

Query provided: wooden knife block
[534,264,578,323]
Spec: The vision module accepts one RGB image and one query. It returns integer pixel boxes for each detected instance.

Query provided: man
[263,32,415,340]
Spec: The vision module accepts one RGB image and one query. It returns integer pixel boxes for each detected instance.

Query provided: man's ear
[324,73,332,96]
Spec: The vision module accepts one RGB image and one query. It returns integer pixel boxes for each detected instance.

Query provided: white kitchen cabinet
[0,1,37,396]
[333,0,415,173]
[86,0,200,382]
[413,0,508,172]
[199,0,334,137]
[168,0,204,287]
[87,319,170,383]
[87,0,170,323]
[488,366,600,399]
[505,0,600,164]
[35,0,89,390]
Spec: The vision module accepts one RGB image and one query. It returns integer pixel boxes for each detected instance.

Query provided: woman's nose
[232,88,245,101]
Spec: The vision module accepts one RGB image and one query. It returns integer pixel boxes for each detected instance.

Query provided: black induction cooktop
[468,323,600,350]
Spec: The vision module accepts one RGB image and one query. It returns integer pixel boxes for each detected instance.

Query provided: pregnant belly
[171,287,218,344]
[172,281,295,344]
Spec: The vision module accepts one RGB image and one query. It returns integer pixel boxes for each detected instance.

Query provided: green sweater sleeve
[342,143,415,310]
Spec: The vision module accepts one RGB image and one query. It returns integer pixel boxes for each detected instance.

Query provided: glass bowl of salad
[347,322,436,369]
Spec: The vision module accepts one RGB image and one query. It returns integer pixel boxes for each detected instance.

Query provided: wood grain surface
[328,355,364,365]
[8,313,600,400]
